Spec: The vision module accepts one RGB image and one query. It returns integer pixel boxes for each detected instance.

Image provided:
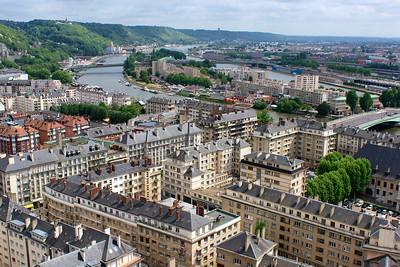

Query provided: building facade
[0,125,39,155]
[221,181,397,267]
[200,109,258,142]
[240,152,306,196]
[44,180,241,267]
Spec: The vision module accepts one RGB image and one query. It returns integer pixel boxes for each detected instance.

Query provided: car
[362,203,369,209]
[382,209,388,215]
[366,205,373,210]
[388,211,394,216]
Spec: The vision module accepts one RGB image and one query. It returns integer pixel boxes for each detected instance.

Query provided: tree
[346,90,358,112]
[316,102,330,116]
[255,220,266,238]
[139,70,150,83]
[257,110,273,124]
[52,70,72,84]
[360,92,373,112]
[253,100,268,110]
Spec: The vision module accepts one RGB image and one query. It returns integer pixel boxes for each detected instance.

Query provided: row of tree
[379,88,400,108]
[200,68,231,84]
[166,73,212,88]
[52,102,144,123]
[276,97,311,114]
[346,90,373,112]
[328,63,371,76]
[306,152,372,204]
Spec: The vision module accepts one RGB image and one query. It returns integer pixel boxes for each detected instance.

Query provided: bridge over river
[327,108,400,130]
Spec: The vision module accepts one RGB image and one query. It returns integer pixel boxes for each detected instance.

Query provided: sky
[1,0,400,37]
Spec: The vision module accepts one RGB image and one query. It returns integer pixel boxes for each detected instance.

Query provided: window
[233,258,241,265]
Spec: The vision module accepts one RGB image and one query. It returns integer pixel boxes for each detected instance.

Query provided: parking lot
[342,199,399,221]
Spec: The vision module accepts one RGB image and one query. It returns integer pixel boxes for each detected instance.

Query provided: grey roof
[38,238,138,267]
[202,109,257,124]
[47,179,215,231]
[255,118,328,135]
[217,232,276,260]
[67,162,153,184]
[169,138,250,162]
[364,254,398,267]
[243,152,304,168]
[119,123,202,146]
[227,181,386,231]
[183,166,203,178]
[354,143,400,180]
[0,140,106,173]
[86,124,130,139]
[335,126,400,144]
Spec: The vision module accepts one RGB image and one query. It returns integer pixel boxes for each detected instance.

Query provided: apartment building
[232,80,285,97]
[43,180,241,267]
[0,124,39,154]
[177,99,234,124]
[86,123,131,141]
[252,119,336,167]
[293,75,319,92]
[285,87,328,106]
[216,231,311,267]
[118,123,203,165]
[217,66,268,84]
[221,181,399,267]
[56,114,89,138]
[25,118,66,145]
[68,161,162,201]
[335,126,400,155]
[200,109,258,142]
[0,195,139,267]
[163,138,251,202]
[146,95,184,114]
[240,152,306,196]
[0,140,108,207]
[355,144,400,210]
[75,85,113,105]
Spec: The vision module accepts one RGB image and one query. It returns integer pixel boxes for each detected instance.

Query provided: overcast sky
[1,0,399,37]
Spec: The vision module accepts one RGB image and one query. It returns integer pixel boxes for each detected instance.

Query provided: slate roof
[85,124,129,139]
[119,123,202,146]
[227,181,386,231]
[217,232,276,260]
[47,179,216,231]
[354,143,400,180]
[202,109,257,124]
[38,238,139,267]
[244,152,304,168]
[364,254,398,267]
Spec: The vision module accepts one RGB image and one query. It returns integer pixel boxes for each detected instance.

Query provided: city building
[177,99,234,124]
[0,140,108,207]
[354,143,400,210]
[328,96,351,117]
[67,161,162,201]
[118,123,203,165]
[240,152,306,195]
[56,115,89,138]
[0,195,139,267]
[163,138,251,202]
[335,126,400,155]
[146,95,184,114]
[217,66,268,84]
[44,180,241,267]
[293,75,319,92]
[285,87,328,106]
[25,119,66,145]
[252,119,336,167]
[232,80,285,97]
[75,85,112,105]
[0,124,39,155]
[0,69,28,81]
[216,231,277,267]
[85,124,131,141]
[199,109,258,142]
[221,181,399,267]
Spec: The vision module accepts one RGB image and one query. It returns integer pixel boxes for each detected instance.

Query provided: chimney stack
[54,224,63,239]
[245,233,251,251]
[117,235,121,247]
[104,228,111,235]
[32,218,38,229]
[24,217,31,228]
[176,208,182,221]
[75,224,84,240]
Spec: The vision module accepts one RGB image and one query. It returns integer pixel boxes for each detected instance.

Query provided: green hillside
[0,23,29,51]
[127,26,196,43]
[178,29,284,42]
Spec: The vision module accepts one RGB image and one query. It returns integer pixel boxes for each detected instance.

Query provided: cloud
[0,0,399,37]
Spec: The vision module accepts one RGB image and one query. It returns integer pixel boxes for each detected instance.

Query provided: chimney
[330,207,335,218]
[280,193,285,204]
[75,224,84,240]
[168,206,174,216]
[176,208,182,221]
[159,206,163,216]
[259,187,264,197]
[78,250,86,262]
[238,181,243,187]
[104,227,111,235]
[54,224,63,239]
[248,183,253,190]
[357,214,364,226]
[8,157,14,165]
[319,203,325,215]
[89,187,100,200]
[32,218,38,229]
[245,234,251,251]
[25,217,31,227]
[117,235,121,247]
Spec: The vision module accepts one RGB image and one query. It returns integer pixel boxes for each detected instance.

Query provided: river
[77,54,155,102]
